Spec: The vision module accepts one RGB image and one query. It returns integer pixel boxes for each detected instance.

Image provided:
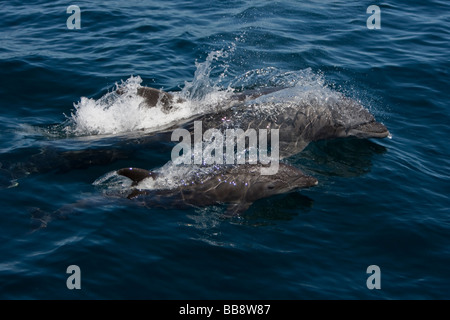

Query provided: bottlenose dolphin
[115,163,318,214]
[26,163,315,230]
[133,86,389,159]
[188,89,389,159]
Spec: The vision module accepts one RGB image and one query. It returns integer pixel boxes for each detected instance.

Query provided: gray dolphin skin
[116,163,318,213]
[191,89,389,159]
[135,86,389,159]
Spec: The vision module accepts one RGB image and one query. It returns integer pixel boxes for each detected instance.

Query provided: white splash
[65,49,236,137]
[66,76,193,136]
[181,48,234,101]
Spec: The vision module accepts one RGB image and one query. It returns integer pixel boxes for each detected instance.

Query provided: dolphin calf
[27,163,316,230]
[114,163,318,214]
[28,163,316,230]
[132,85,389,159]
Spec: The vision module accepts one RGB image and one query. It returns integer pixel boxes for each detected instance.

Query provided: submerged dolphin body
[115,163,318,214]
[0,147,130,189]
[134,86,390,159]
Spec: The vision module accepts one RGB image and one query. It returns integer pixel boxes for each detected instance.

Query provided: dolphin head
[329,97,390,139]
[245,164,318,203]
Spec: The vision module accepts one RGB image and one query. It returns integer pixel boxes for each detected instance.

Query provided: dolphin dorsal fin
[137,87,174,112]
[117,167,155,186]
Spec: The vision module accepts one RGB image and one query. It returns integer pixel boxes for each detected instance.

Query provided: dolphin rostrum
[115,163,318,214]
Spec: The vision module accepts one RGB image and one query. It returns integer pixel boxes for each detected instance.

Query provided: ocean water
[0,0,449,299]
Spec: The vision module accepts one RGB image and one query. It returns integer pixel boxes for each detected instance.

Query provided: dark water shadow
[238,192,315,224]
[291,138,387,178]
[172,191,315,231]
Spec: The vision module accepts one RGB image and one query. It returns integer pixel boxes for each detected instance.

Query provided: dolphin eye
[267,185,275,190]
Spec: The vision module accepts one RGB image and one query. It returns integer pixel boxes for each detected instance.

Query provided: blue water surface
[0,0,449,299]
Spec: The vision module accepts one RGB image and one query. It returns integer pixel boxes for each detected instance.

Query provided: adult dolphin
[134,86,390,159]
